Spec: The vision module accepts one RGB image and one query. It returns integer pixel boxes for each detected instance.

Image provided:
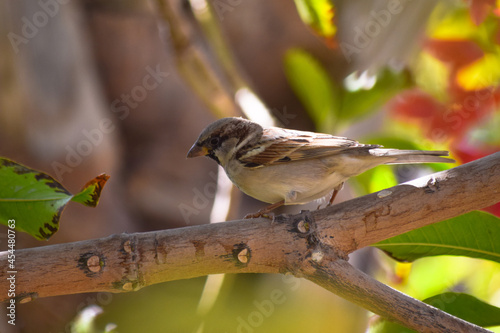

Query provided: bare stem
[155,0,242,118]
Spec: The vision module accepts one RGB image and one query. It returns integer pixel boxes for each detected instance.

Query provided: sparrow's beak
[187,143,209,158]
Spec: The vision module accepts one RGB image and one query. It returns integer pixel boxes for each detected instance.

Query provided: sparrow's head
[187,117,263,166]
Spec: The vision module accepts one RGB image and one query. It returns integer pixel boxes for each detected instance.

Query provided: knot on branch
[77,252,105,277]
[232,243,251,266]
[282,211,349,267]
[17,292,37,304]
[110,235,142,291]
[424,177,440,193]
[286,212,319,247]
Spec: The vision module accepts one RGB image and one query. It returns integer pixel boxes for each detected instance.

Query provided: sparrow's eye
[209,137,220,147]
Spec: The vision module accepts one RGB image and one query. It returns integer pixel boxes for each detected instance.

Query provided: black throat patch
[207,152,221,165]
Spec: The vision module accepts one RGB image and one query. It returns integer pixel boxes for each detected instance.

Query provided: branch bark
[1,152,499,332]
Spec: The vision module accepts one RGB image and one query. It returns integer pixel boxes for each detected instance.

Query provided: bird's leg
[244,200,285,219]
[327,189,339,206]
[327,182,344,207]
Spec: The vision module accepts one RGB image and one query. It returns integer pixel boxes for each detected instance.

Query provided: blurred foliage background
[0,0,499,332]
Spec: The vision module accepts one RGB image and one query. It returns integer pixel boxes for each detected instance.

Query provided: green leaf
[0,158,71,240]
[284,48,339,132]
[374,211,500,263]
[0,157,109,240]
[369,292,500,332]
[424,293,500,327]
[368,165,398,193]
[339,69,411,121]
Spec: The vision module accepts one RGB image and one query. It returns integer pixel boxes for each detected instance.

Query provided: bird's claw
[244,211,275,221]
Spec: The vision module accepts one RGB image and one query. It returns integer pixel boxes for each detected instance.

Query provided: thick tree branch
[1,152,499,332]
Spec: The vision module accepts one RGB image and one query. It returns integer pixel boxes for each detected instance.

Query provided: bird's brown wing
[238,127,380,167]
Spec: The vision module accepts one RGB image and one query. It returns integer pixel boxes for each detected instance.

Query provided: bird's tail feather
[370,149,455,164]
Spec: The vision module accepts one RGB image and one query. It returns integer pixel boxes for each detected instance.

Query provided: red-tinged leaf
[484,202,500,217]
[426,103,497,142]
[71,174,110,207]
[494,6,500,17]
[468,0,496,25]
[390,86,499,143]
[451,143,500,163]
[452,89,498,121]
[421,108,475,143]
[424,39,483,68]
[389,89,444,119]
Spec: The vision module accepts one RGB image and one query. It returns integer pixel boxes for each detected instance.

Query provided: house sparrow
[187,117,454,218]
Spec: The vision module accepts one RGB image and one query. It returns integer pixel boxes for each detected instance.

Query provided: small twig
[155,0,242,118]
[189,0,248,93]
[156,0,276,125]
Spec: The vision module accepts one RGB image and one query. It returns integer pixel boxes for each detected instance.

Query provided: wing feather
[239,127,380,167]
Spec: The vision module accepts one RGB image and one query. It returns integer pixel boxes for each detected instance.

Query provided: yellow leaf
[456,52,500,90]
[414,52,450,101]
[428,8,476,40]
[293,0,336,39]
